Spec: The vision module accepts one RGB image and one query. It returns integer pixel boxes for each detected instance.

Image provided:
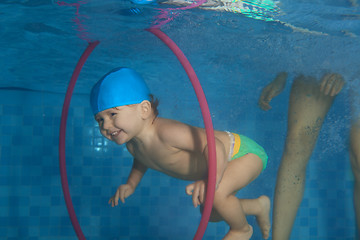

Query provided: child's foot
[256,195,271,239]
[223,225,253,240]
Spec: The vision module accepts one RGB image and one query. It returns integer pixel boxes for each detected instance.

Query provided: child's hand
[185,180,206,208]
[108,184,135,207]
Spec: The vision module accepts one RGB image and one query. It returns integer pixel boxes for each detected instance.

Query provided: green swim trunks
[227,132,268,171]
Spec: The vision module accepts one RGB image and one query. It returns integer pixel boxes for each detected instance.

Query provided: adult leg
[350,119,360,234]
[272,76,337,240]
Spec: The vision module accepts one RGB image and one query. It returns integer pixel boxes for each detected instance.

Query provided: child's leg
[211,153,270,240]
[204,195,271,236]
[272,76,336,240]
[350,120,360,234]
[239,195,271,239]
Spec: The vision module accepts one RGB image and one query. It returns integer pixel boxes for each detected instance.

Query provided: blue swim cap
[90,67,151,115]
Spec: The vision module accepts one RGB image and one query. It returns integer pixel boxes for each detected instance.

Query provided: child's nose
[102,119,111,130]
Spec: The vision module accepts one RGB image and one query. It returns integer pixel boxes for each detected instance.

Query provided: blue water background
[0,0,359,239]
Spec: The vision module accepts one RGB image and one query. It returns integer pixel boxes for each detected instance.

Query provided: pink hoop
[59,41,99,240]
[147,28,217,240]
[60,28,215,240]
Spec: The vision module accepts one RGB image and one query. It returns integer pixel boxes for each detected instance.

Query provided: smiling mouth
[111,130,121,136]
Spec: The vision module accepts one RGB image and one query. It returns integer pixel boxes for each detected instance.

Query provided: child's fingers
[185,184,194,195]
[108,198,113,206]
[108,197,116,207]
[119,189,126,204]
[199,185,205,204]
[186,182,206,207]
[114,190,121,206]
[192,187,200,208]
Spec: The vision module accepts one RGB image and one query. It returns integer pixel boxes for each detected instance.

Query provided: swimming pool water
[0,0,359,239]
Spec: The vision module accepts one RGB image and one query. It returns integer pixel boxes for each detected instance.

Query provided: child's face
[94,104,143,145]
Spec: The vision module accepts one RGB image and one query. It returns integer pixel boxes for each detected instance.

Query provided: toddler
[90,67,271,240]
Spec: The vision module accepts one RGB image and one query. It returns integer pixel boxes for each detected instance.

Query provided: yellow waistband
[231,133,241,159]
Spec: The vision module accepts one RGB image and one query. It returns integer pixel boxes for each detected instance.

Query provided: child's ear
[139,100,152,119]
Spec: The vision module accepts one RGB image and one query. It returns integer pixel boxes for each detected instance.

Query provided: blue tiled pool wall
[0,79,355,240]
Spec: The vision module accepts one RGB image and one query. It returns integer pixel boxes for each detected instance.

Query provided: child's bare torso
[126,118,231,181]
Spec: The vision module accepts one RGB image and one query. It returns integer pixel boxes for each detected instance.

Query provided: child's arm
[108,159,148,207]
[185,137,228,207]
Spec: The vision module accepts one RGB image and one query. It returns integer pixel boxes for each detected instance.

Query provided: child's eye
[110,113,117,117]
